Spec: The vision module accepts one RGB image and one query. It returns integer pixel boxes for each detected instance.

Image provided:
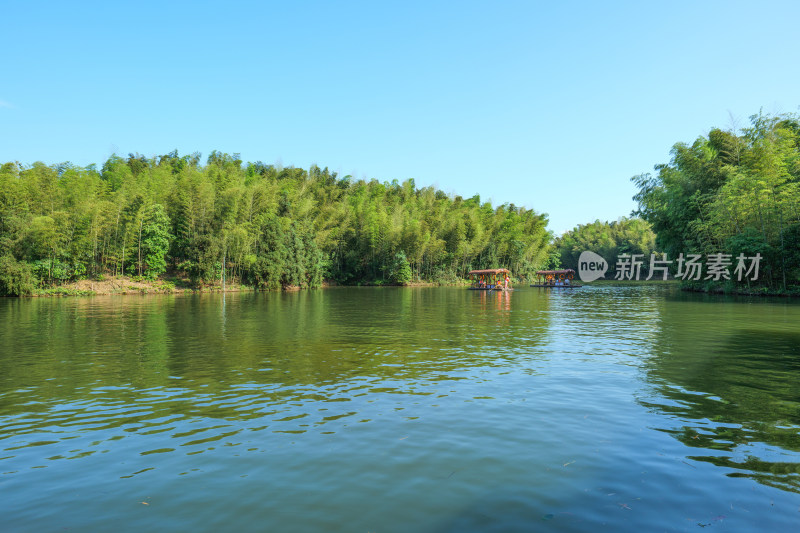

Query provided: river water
[1,286,798,531]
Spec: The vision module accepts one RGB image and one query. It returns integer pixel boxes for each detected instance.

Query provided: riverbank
[32,276,252,297]
[27,276,450,297]
[26,276,798,297]
[680,280,800,297]
[581,279,800,297]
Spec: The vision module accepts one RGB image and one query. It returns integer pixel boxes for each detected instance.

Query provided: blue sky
[2,0,798,233]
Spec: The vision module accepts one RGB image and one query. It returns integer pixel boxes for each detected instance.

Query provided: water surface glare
[1,287,799,531]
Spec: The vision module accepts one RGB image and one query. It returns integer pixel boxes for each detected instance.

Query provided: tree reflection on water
[640,297,800,493]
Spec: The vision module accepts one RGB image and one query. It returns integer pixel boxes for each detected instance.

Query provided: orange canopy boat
[467,269,513,290]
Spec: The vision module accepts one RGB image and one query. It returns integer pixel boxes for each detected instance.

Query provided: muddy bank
[32,277,254,296]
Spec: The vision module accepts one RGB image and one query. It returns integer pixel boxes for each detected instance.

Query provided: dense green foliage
[633,111,800,291]
[555,218,658,276]
[0,255,35,296]
[140,204,171,280]
[0,151,551,291]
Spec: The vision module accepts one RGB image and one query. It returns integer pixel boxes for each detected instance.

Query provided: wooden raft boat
[467,268,514,291]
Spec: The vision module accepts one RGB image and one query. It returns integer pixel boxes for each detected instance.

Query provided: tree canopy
[554,218,658,277]
[0,152,552,294]
[632,110,800,291]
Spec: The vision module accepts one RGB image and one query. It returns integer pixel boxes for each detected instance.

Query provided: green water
[1,287,798,532]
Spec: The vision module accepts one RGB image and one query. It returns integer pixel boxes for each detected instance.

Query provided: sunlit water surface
[1,286,799,532]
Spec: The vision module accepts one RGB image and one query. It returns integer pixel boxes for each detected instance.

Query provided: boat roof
[468,268,510,275]
[535,269,575,275]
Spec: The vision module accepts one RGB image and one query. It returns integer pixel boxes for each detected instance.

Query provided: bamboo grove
[0,151,551,294]
[632,111,800,292]
[555,218,658,278]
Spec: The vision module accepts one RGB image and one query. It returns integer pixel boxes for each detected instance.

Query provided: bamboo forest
[1,110,799,296]
[0,151,551,294]
[632,111,800,293]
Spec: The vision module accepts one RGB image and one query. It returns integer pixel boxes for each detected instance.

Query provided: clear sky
[2,0,798,233]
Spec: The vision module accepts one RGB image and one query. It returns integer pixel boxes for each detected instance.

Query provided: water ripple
[1,288,799,532]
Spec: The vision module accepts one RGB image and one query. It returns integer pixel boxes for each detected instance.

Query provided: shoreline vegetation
[19,276,800,298]
[27,276,458,297]
[630,110,800,295]
[0,151,551,297]
[1,109,798,298]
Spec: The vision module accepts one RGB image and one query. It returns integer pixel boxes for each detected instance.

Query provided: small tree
[391,251,412,285]
[141,204,171,280]
[0,255,35,296]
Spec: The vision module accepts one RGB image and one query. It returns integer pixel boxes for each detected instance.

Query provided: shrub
[0,256,35,296]
[391,251,413,285]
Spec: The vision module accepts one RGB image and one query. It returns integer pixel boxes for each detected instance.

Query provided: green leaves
[632,110,800,290]
[141,204,171,280]
[0,149,553,288]
[391,252,412,285]
[0,255,34,296]
[555,218,657,277]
